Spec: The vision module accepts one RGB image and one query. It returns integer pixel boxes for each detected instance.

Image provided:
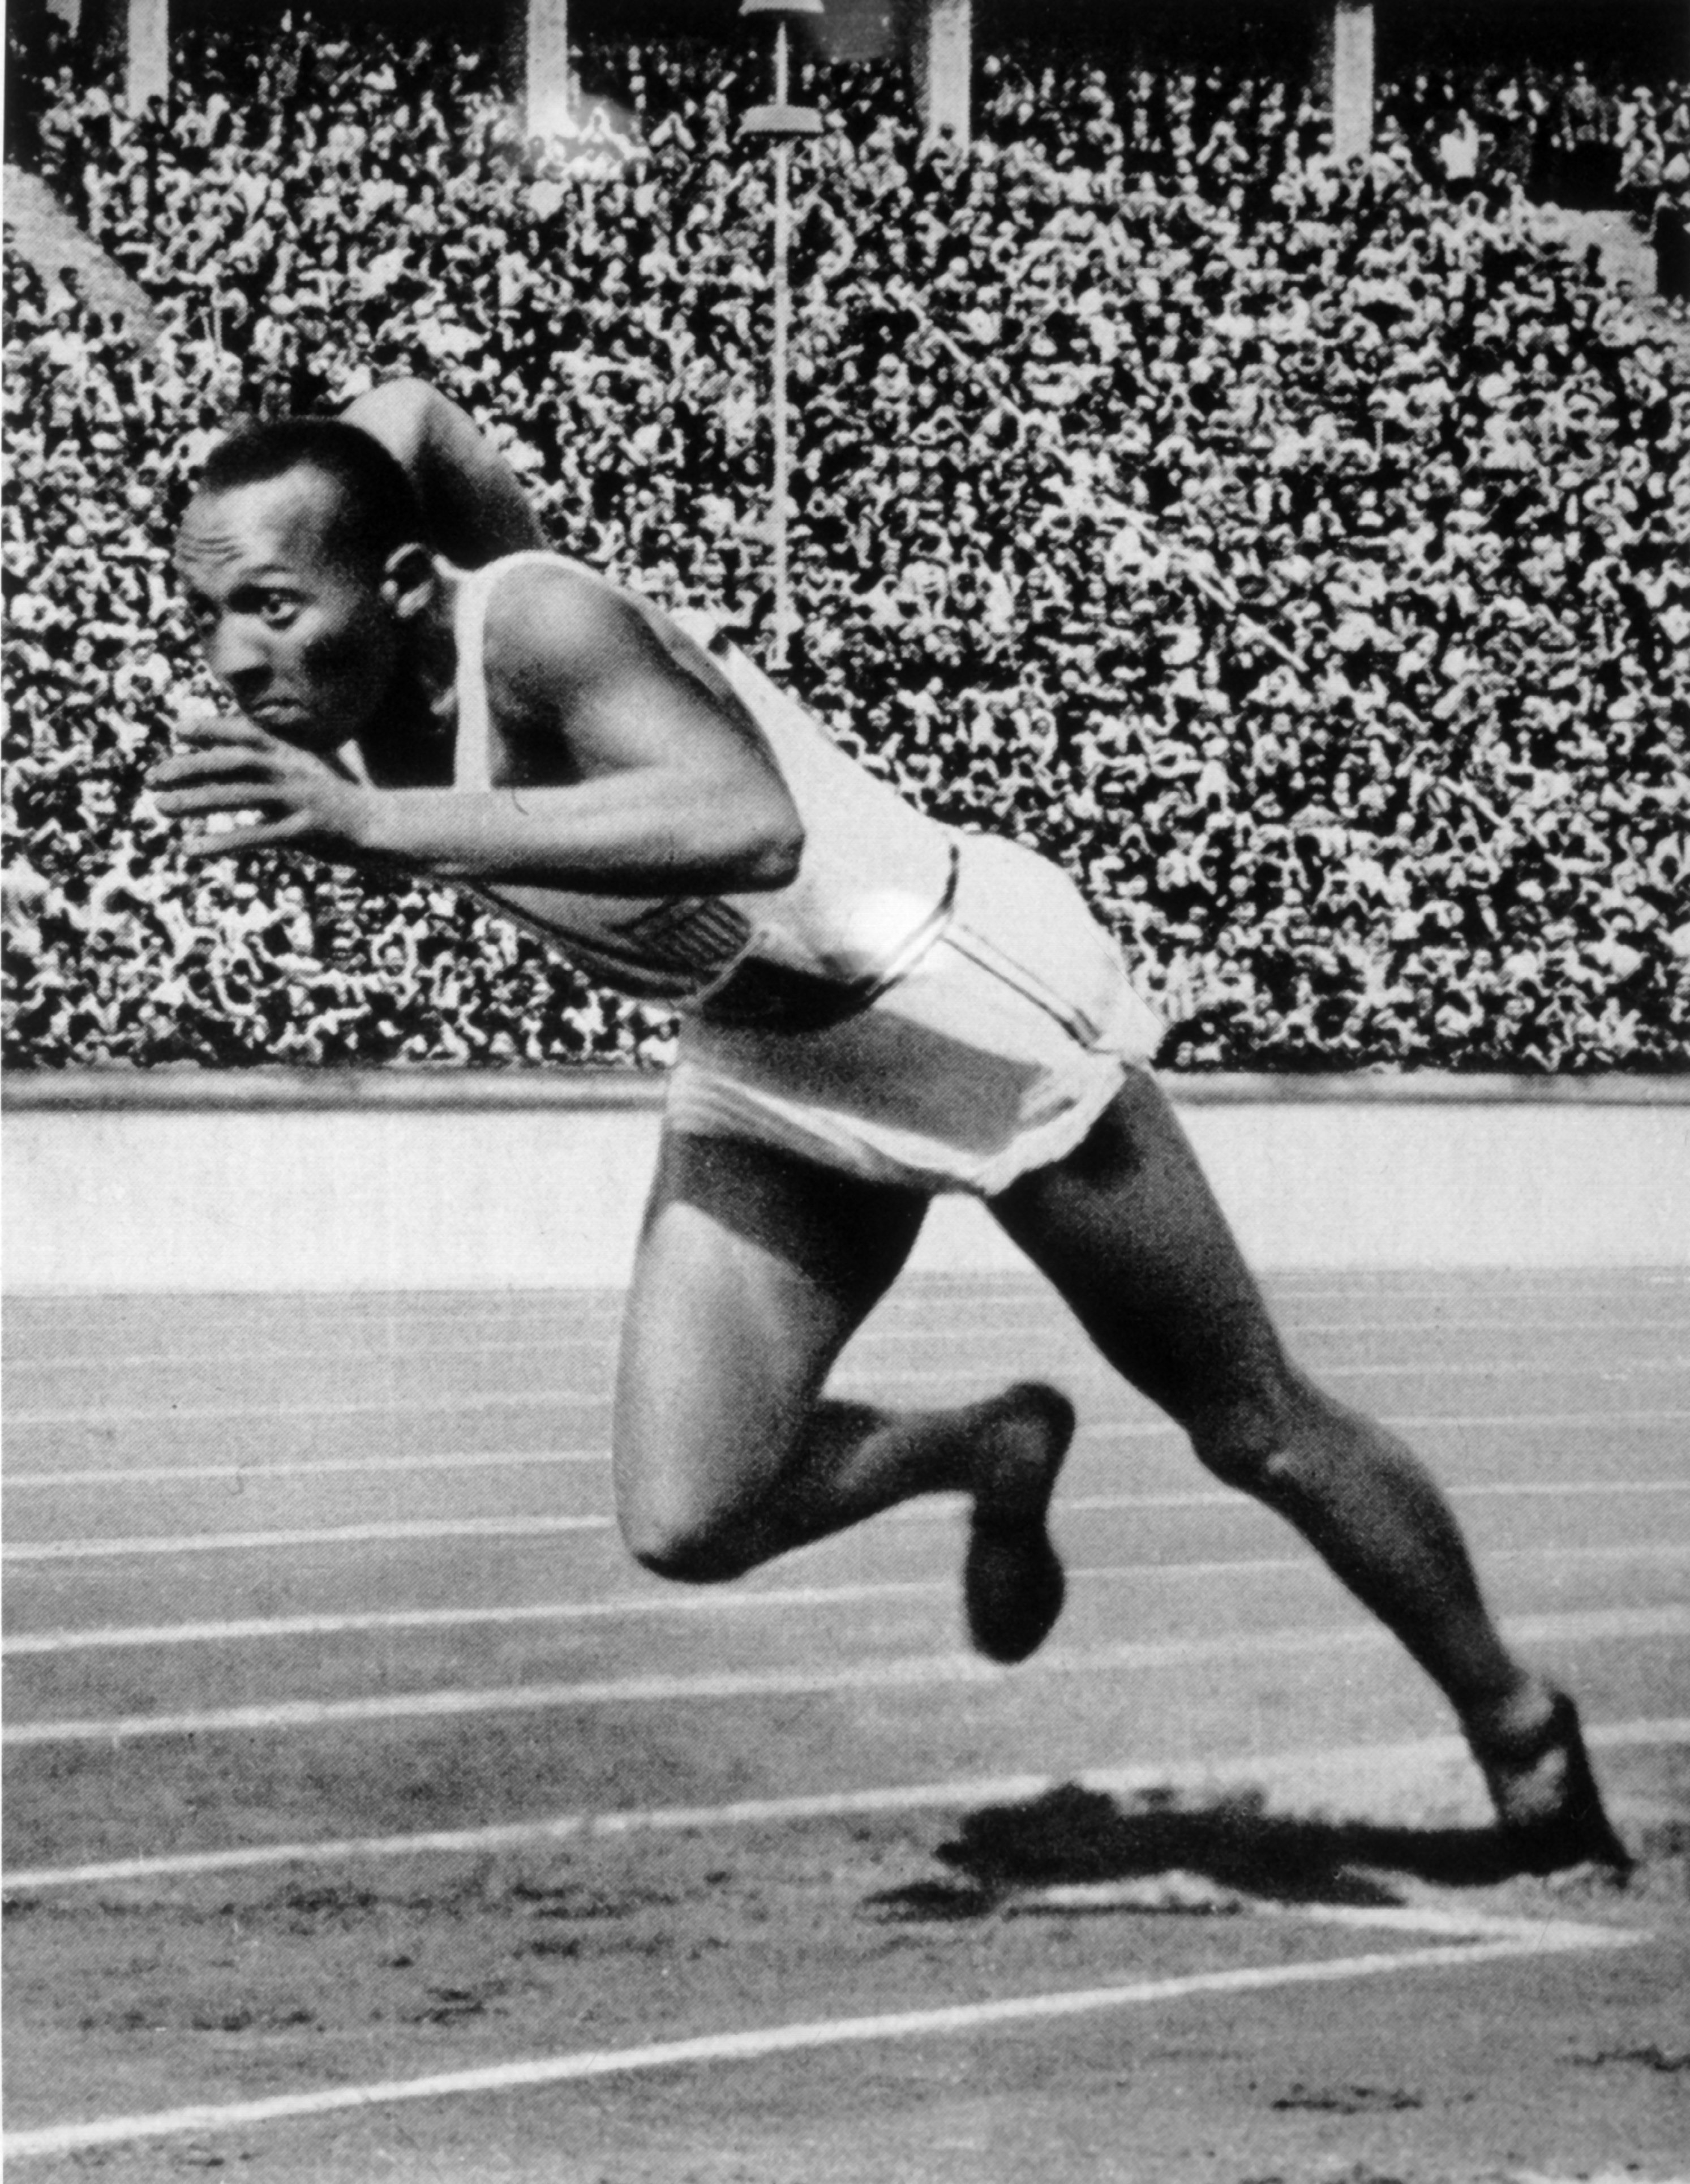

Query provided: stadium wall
[5,1071,1687,1292]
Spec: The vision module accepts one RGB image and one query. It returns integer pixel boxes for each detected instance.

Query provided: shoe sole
[964,1383,1075,1667]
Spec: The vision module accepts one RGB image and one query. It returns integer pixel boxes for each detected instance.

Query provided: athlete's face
[174,469,403,752]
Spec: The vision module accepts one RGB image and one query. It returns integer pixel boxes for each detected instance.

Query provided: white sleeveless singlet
[451,553,958,1029]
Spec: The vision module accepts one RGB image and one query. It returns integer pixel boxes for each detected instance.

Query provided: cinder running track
[5,1269,1687,2182]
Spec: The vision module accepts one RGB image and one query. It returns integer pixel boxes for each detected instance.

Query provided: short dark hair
[194,417,427,573]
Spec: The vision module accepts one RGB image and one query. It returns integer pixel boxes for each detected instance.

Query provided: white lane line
[13,1362,1689,1429]
[1,1515,615,1563]
[1269,1358,1687,1377]
[2,1447,611,1489]
[4,1389,610,1428]
[854,1365,1690,1392]
[7,1607,1685,1748]
[6,1338,616,1372]
[0,1576,999,1655]
[0,1578,960,1653]
[1065,1477,1690,1513]
[6,1471,1688,1561]
[0,1301,1059,1372]
[1088,1412,1690,1438]
[7,1290,1670,1373]
[10,1544,1689,1658]
[1,1280,1655,1329]
[2,1428,1169,1494]
[8,1720,1685,1895]
[10,1318,1688,1374]
[8,1410,1690,1496]
[0,1427,1170,1493]
[5,1278,1661,1337]
[0,1912,1645,2162]
[1446,1477,1690,1496]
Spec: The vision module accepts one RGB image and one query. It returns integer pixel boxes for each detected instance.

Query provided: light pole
[741,0,823,670]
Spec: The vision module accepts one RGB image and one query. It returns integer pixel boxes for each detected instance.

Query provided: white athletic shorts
[667,831,1165,1197]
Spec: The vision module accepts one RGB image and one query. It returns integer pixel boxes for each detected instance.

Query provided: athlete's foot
[963,1382,1075,1666]
[1468,1686,1633,1875]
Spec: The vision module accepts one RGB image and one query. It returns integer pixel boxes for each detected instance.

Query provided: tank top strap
[449,551,577,792]
[667,603,729,655]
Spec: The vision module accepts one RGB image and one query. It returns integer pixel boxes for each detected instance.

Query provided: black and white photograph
[3,0,1688,2176]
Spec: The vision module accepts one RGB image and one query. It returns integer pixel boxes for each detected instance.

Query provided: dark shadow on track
[863,1783,1570,1920]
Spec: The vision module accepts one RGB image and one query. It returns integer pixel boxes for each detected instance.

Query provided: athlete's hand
[148,715,375,861]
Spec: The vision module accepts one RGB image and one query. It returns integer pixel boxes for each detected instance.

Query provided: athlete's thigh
[614,1127,928,1540]
[989,1067,1290,1432]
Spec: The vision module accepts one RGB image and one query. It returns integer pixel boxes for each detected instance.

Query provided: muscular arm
[155,566,805,896]
[341,379,546,568]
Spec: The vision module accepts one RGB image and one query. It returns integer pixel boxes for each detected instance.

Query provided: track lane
[5,1271,1687,2168]
[6,1624,1683,1882]
[7,1567,1688,1727]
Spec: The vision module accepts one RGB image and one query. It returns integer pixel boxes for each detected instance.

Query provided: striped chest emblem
[606,896,753,982]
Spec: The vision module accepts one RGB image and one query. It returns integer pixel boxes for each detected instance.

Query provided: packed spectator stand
[3,18,1687,1075]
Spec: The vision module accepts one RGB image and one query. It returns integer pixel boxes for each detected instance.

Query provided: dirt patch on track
[7,1760,1687,2182]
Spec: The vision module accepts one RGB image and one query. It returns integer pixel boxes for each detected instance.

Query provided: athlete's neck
[410,562,464,722]
[344,572,463,789]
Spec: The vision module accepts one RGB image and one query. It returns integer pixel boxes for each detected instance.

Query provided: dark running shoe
[1477,1688,1634,1876]
[964,1382,1075,1667]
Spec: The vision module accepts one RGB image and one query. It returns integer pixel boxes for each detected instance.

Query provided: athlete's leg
[614,1128,1071,1653]
[990,1066,1628,1864]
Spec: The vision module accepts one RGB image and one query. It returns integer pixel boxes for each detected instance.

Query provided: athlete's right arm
[341,379,546,568]
[348,564,807,896]
[151,565,806,897]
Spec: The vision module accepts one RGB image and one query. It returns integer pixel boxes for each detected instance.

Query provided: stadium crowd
[4,20,1688,1071]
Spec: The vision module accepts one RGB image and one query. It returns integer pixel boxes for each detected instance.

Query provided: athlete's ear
[380,544,436,624]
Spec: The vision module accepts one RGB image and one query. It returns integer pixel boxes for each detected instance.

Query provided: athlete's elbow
[341,376,433,461]
[744,812,804,891]
[723,786,803,891]
[676,774,801,891]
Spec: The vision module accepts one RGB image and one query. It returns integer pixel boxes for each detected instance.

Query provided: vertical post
[743,1,822,665]
[523,0,573,140]
[125,0,169,110]
[913,0,971,147]
[1323,0,1374,164]
[770,22,795,667]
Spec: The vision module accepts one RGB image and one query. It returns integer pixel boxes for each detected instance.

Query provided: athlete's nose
[205,616,271,701]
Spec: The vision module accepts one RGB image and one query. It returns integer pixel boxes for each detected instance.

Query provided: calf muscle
[992,1074,1525,1723]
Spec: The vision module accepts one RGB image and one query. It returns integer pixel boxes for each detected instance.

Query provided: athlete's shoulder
[474,556,732,754]
[475,555,654,701]
[478,553,627,655]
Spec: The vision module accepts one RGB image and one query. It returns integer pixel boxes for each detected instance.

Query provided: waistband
[696,839,961,1036]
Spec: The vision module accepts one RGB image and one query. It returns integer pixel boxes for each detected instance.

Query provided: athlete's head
[175,418,434,750]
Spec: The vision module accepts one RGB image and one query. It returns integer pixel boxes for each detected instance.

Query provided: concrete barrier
[5,1070,1687,1291]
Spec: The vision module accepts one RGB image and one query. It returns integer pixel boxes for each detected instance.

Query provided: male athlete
[150,378,1629,1873]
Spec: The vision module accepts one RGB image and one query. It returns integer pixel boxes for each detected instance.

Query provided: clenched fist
[148,715,375,862]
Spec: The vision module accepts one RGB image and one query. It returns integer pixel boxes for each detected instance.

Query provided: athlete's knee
[625,1517,750,1585]
[619,1487,756,1585]
[1185,1371,1325,1499]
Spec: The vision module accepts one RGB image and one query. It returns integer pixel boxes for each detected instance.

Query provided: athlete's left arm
[151,567,806,896]
[341,379,546,568]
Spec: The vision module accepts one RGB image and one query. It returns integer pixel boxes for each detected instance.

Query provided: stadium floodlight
[740,0,825,668]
